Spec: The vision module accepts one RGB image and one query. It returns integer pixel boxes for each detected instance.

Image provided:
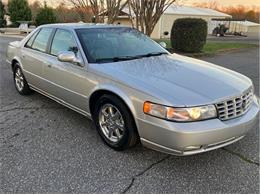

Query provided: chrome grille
[216,88,254,121]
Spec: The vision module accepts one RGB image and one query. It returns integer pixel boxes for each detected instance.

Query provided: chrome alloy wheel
[15,68,24,92]
[98,104,125,143]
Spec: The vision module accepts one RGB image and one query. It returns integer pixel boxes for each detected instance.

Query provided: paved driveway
[0,36,259,193]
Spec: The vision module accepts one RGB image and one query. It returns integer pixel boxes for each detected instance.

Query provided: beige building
[111,5,232,39]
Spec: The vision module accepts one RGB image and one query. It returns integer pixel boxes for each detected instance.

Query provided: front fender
[89,83,140,129]
[11,56,23,69]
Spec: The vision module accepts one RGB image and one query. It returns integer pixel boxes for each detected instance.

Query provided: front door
[41,29,89,112]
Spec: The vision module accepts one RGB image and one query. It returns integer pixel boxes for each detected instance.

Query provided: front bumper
[138,96,260,156]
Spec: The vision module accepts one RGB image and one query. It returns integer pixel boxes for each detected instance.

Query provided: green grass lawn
[154,39,257,56]
[202,42,256,54]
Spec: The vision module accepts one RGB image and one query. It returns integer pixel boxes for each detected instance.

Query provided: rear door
[21,27,54,89]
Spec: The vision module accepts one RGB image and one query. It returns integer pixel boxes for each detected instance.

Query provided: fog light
[185,146,201,151]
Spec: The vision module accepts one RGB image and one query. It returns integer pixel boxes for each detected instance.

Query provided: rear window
[25,29,39,48]
[31,28,53,53]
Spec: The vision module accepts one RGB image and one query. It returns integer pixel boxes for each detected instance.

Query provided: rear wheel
[93,94,139,150]
[13,64,32,95]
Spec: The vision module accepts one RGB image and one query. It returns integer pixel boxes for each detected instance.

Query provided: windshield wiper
[95,56,140,63]
[140,52,168,58]
[95,52,168,63]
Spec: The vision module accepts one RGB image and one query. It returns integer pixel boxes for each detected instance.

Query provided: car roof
[40,23,130,30]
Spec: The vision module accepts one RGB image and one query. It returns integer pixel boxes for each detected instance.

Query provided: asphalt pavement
[0,36,259,193]
[207,35,259,45]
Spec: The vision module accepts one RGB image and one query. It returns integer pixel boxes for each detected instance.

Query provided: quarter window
[31,28,53,52]
[51,29,78,56]
[25,29,39,48]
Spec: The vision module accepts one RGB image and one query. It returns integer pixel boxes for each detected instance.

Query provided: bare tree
[68,0,90,13]
[89,0,105,23]
[105,0,128,24]
[129,0,176,36]
[67,0,128,23]
[55,2,85,23]
[29,0,41,23]
[67,0,94,22]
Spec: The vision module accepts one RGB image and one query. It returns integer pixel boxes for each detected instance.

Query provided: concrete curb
[0,34,25,39]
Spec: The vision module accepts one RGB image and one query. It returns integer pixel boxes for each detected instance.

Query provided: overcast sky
[2,0,259,7]
[186,0,258,6]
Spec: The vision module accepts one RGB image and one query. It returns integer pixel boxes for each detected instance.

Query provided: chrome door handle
[44,61,52,68]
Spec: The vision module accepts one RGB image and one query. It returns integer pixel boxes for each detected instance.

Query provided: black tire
[93,94,139,150]
[13,63,33,95]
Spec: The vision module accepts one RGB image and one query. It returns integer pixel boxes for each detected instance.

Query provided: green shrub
[35,2,56,26]
[171,18,207,53]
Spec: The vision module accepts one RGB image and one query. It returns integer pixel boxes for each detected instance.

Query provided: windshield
[76,27,168,63]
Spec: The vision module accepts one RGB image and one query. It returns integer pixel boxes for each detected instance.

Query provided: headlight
[143,102,217,122]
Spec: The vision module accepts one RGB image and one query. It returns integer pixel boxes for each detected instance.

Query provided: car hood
[89,54,252,106]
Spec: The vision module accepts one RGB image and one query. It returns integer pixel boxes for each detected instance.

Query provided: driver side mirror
[57,51,84,67]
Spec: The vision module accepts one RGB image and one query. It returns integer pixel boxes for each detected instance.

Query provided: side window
[31,28,53,52]
[25,30,39,48]
[50,29,78,56]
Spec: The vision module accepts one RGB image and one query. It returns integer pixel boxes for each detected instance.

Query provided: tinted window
[76,28,167,63]
[51,29,78,56]
[25,30,39,48]
[32,28,53,52]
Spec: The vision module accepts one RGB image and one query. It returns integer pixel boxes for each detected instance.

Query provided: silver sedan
[6,23,260,156]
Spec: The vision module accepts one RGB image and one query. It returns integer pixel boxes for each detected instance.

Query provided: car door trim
[29,83,92,119]
[23,69,88,99]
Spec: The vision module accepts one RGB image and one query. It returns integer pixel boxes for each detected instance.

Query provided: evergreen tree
[0,0,6,27]
[35,2,56,26]
[8,0,31,25]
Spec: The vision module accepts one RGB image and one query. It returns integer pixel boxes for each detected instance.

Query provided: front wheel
[93,94,139,150]
[13,64,32,95]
